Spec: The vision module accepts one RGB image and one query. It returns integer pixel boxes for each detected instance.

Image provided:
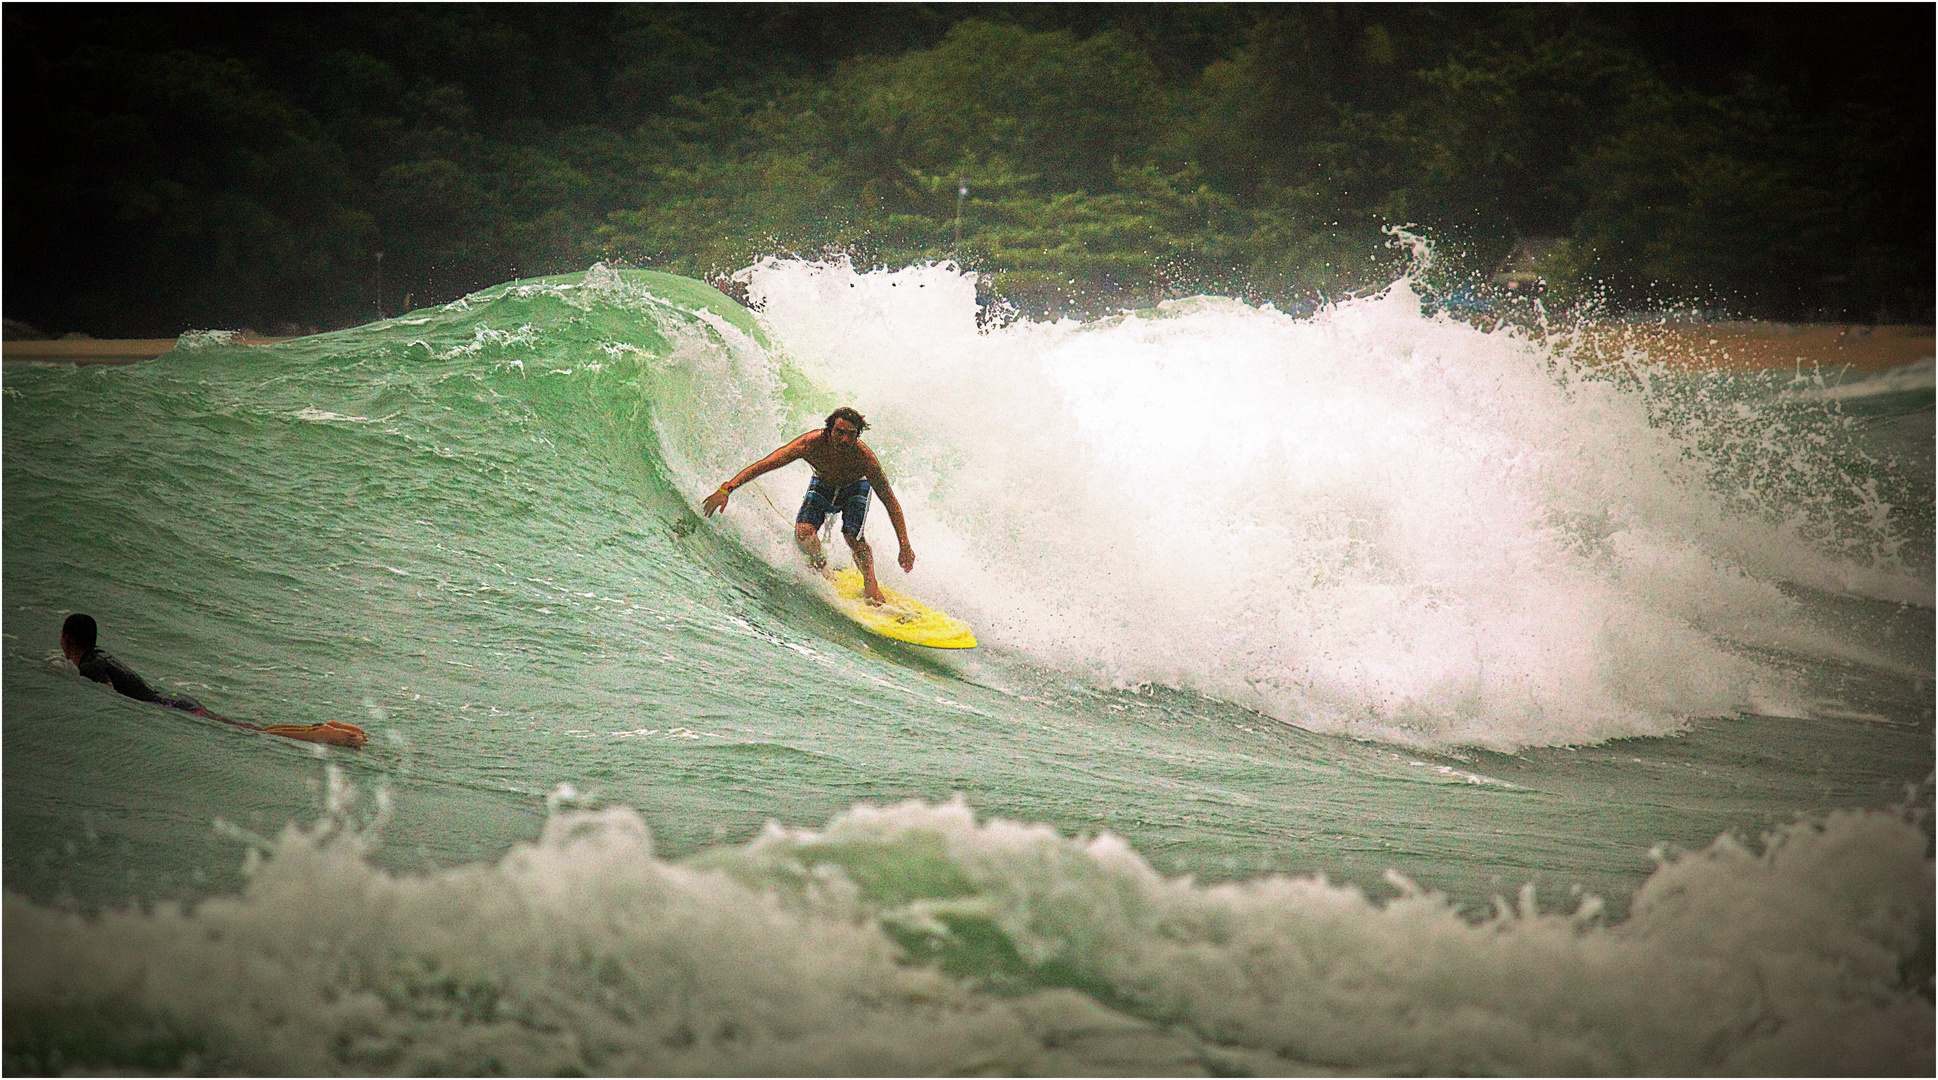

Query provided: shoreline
[4,324,1931,373]
[1546,322,1934,374]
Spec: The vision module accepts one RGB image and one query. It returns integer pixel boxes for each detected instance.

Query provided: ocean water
[3,261,1931,1075]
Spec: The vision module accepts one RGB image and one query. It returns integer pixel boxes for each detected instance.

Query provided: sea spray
[715,258,1929,748]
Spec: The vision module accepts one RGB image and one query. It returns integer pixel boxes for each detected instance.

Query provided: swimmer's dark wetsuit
[75,647,209,714]
[71,641,368,746]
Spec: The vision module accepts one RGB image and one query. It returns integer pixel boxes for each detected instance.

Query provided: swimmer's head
[61,613,97,661]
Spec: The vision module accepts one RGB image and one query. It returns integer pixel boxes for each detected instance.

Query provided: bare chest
[801,441,866,483]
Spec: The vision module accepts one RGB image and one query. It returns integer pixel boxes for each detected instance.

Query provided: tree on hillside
[3,5,1929,333]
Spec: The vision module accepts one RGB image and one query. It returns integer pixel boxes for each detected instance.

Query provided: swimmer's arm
[703,432,816,515]
[169,703,368,749]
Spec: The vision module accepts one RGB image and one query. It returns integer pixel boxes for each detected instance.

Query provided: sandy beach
[1,336,293,365]
[1549,322,1934,374]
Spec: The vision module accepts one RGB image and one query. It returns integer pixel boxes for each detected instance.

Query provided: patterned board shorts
[796,476,871,538]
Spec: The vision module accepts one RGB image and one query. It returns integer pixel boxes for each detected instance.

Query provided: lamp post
[954,178,968,261]
[374,251,385,320]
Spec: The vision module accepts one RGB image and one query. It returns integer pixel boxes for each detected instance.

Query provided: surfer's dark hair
[825,407,868,434]
[62,613,97,649]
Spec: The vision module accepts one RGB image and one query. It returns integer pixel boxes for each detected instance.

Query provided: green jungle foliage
[5,4,1930,335]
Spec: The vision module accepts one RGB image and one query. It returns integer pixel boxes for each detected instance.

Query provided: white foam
[687,260,1928,749]
[6,796,1928,1074]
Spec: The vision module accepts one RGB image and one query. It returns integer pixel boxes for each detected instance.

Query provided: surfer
[702,407,914,605]
[60,613,367,748]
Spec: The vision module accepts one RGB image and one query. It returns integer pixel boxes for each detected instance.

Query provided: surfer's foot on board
[804,549,835,584]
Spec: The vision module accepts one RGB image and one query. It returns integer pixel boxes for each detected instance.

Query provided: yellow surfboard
[831,569,977,649]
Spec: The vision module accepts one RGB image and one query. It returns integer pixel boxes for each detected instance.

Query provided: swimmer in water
[61,613,367,748]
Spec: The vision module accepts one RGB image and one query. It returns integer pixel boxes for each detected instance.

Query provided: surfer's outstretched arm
[862,452,915,573]
[702,432,815,516]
